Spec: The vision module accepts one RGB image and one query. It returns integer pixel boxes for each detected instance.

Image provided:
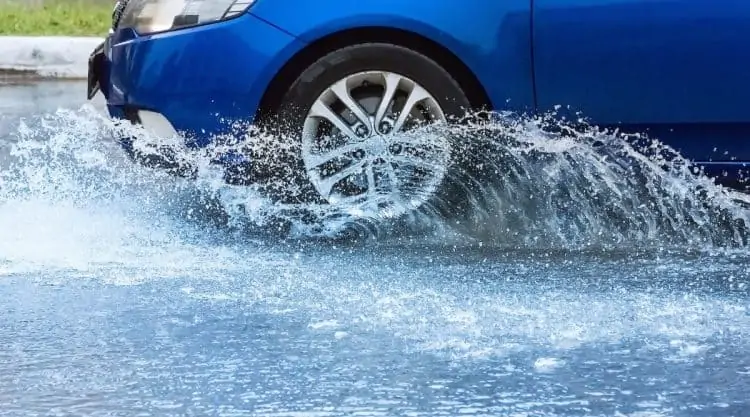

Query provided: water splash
[1,103,750,380]
[425,112,750,249]
[119,107,750,249]
[0,106,258,277]
[0,105,748,256]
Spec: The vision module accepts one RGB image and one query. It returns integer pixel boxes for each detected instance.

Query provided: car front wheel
[257,43,474,220]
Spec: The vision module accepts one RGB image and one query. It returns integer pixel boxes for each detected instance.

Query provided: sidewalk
[0,36,102,80]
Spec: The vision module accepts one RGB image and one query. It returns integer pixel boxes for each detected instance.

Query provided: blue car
[88,0,750,219]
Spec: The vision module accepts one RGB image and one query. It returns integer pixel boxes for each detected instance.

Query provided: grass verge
[0,0,111,36]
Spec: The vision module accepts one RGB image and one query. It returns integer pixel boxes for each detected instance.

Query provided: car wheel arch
[254,26,493,124]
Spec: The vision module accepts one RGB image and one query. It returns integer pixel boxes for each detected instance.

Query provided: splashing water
[429,113,750,249]
[2,102,750,415]
[1,104,748,254]
[0,106,247,276]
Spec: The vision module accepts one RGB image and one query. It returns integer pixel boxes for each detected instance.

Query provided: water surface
[0,81,748,417]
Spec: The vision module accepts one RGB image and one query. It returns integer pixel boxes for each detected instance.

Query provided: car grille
[111,0,130,30]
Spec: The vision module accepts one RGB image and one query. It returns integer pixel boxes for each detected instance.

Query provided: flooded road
[0,81,748,416]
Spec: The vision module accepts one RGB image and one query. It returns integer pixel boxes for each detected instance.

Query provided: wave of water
[2,104,750,412]
[0,106,245,277]
[0,104,748,260]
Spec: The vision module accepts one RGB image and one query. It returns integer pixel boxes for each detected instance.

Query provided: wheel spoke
[393,84,431,132]
[305,140,366,168]
[330,79,372,130]
[315,158,368,198]
[308,101,359,140]
[374,73,402,127]
[383,159,401,189]
[365,162,377,195]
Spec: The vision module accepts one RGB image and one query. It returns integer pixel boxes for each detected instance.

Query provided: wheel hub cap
[301,71,450,219]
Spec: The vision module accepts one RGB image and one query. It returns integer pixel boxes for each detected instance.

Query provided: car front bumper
[87,12,304,172]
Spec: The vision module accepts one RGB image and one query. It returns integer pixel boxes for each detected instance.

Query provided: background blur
[0,0,112,36]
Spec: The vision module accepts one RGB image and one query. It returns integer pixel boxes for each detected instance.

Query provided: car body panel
[250,0,535,114]
[100,13,305,146]
[533,0,750,162]
[94,0,750,186]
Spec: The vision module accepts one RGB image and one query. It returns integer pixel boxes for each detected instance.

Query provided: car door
[532,0,750,162]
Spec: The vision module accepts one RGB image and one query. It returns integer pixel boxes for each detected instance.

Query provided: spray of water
[1,104,748,256]
[115,106,750,249]
[426,112,750,249]
[0,106,255,277]
[1,104,749,365]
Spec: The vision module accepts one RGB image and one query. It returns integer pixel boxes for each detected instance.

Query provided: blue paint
[96,0,750,182]
[533,0,750,164]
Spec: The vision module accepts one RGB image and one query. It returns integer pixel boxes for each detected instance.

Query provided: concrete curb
[0,36,103,80]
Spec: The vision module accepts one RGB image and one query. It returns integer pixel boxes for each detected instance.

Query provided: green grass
[0,0,112,36]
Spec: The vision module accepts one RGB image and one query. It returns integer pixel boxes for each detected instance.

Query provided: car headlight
[118,0,256,34]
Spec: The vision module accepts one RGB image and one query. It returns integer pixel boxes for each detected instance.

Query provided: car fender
[249,0,536,113]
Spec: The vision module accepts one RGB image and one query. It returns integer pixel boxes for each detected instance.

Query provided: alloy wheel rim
[301,71,451,218]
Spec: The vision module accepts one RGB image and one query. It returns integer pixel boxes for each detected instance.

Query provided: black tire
[247,43,477,215]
